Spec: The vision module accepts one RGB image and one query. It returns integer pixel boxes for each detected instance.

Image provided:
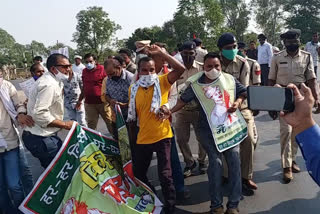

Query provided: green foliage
[72,6,121,61]
[220,0,251,41]
[251,0,285,46]
[283,0,320,44]
[243,32,258,46]
[125,26,164,50]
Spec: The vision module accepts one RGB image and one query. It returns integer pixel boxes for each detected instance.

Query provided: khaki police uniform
[174,60,207,167]
[222,55,258,180]
[269,49,316,168]
[247,58,262,85]
[195,47,208,63]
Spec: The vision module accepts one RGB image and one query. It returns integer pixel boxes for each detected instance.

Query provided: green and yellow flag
[19,105,162,214]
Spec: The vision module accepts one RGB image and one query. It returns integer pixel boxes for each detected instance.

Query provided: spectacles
[55,64,72,69]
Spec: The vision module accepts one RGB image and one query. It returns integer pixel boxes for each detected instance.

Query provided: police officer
[174,41,207,177]
[268,29,320,183]
[218,33,258,194]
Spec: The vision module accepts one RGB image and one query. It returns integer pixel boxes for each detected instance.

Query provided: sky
[0,0,179,48]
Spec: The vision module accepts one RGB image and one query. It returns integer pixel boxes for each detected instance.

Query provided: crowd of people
[1,29,320,214]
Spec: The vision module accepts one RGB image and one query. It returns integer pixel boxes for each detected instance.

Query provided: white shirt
[305,41,320,66]
[25,72,64,136]
[174,52,184,64]
[257,41,273,67]
[72,63,85,75]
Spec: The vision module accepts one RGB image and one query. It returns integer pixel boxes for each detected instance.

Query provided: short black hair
[113,55,125,66]
[250,41,256,44]
[313,32,319,35]
[84,53,96,60]
[154,42,167,49]
[204,52,220,63]
[119,48,132,57]
[33,56,43,62]
[138,57,154,71]
[46,53,69,71]
[30,63,42,74]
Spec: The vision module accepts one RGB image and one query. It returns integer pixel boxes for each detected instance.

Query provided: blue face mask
[33,75,39,81]
[86,63,95,70]
[222,48,238,60]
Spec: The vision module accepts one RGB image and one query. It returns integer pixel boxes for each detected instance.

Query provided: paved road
[11,79,320,214]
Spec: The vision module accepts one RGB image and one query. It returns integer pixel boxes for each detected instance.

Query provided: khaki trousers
[239,109,257,180]
[174,109,207,167]
[279,117,298,168]
[84,103,113,134]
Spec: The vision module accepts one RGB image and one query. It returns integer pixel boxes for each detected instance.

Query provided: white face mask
[139,73,158,88]
[204,68,221,80]
[55,67,69,81]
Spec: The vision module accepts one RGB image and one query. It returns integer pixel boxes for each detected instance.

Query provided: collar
[284,49,301,57]
[120,69,127,80]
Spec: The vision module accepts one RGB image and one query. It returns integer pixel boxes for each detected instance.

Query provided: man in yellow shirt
[127,45,185,214]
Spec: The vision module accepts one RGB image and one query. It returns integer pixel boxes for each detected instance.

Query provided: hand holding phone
[248,86,295,112]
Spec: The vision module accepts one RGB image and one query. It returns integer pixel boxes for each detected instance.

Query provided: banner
[50,47,69,58]
[19,105,162,214]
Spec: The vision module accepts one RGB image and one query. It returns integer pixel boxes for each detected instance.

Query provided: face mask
[286,44,299,52]
[139,73,158,88]
[204,68,221,80]
[237,51,245,57]
[55,67,69,81]
[86,63,95,70]
[33,75,39,81]
[222,48,238,60]
[182,55,195,65]
[111,76,120,81]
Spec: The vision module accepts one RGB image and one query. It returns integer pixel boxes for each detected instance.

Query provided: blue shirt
[296,124,320,186]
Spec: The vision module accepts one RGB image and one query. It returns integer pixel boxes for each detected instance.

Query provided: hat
[181,41,197,50]
[74,55,82,60]
[237,42,246,49]
[280,29,301,40]
[273,46,280,52]
[193,38,202,46]
[217,33,237,48]
[258,34,267,40]
[135,40,151,52]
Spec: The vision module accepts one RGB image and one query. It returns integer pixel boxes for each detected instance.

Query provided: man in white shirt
[72,55,85,75]
[194,38,208,63]
[305,32,320,77]
[22,53,74,168]
[257,34,273,85]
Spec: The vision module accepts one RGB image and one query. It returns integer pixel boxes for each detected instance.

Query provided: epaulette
[274,50,285,56]
[236,55,247,62]
[300,50,311,55]
[194,60,204,66]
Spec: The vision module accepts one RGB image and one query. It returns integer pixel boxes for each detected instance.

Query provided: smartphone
[248,86,295,112]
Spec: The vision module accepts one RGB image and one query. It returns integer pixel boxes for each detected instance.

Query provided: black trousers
[133,138,176,211]
[260,64,270,86]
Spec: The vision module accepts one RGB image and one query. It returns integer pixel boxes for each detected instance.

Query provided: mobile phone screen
[248,86,294,112]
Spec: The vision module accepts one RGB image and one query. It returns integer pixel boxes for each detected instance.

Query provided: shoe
[211,206,224,214]
[292,161,301,173]
[176,189,191,201]
[242,178,258,190]
[283,167,293,183]
[199,162,207,174]
[225,208,239,214]
[183,161,197,177]
[242,184,254,196]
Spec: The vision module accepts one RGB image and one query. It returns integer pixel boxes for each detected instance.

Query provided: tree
[172,0,225,51]
[220,0,251,41]
[0,28,17,65]
[72,6,121,60]
[283,0,320,44]
[25,40,48,58]
[125,26,165,50]
[251,0,285,46]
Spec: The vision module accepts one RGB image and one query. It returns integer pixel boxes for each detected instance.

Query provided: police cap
[217,33,237,48]
[237,42,246,49]
[280,29,301,40]
[181,41,197,50]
